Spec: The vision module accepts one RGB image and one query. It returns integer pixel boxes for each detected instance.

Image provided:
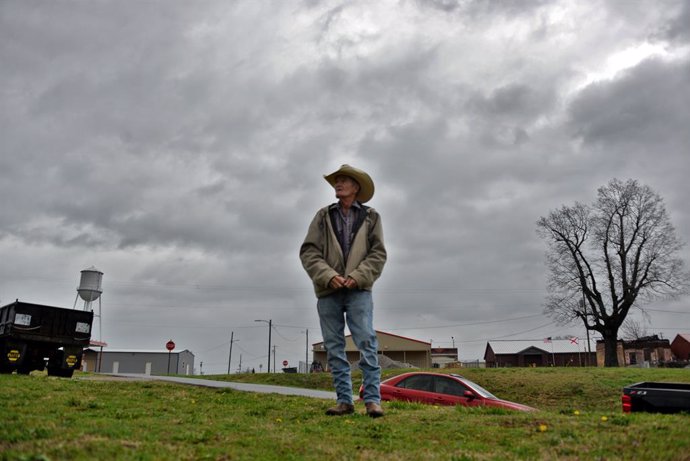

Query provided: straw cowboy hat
[324,164,375,203]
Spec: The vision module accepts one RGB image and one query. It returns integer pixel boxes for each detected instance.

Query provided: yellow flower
[573,410,580,416]
[538,424,548,432]
[275,418,283,423]
[601,416,608,422]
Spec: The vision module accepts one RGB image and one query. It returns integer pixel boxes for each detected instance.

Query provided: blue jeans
[317,289,381,405]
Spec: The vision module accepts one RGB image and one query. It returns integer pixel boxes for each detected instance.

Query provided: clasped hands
[329,275,358,290]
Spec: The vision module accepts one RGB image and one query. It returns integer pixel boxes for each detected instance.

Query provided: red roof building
[671,334,690,361]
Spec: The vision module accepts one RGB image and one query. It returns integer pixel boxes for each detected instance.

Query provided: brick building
[595,335,672,367]
[670,334,690,361]
[485,339,595,367]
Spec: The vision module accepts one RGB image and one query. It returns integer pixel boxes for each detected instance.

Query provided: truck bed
[1,301,94,376]
[623,381,690,414]
[0,301,93,346]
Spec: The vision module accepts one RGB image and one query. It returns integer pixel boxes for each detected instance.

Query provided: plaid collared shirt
[333,201,361,261]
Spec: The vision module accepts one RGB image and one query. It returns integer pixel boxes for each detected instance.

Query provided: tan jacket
[300,204,387,298]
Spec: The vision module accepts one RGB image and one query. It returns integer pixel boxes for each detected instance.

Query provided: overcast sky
[2,0,689,374]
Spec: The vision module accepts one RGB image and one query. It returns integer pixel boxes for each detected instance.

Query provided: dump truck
[622,381,690,414]
[0,300,93,377]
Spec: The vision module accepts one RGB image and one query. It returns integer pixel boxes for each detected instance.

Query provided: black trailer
[0,300,93,377]
[622,381,690,414]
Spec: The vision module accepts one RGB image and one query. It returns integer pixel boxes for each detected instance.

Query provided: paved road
[104,373,337,400]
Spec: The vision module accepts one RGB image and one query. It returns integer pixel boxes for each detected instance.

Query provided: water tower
[73,266,104,349]
[75,266,103,311]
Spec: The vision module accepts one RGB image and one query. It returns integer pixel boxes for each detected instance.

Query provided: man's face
[334,175,360,200]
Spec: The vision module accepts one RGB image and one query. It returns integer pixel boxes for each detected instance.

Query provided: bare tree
[620,318,649,341]
[537,179,687,366]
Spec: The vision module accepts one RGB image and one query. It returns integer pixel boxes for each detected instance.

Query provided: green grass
[1,367,689,460]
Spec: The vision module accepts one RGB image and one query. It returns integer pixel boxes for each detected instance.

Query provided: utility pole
[238,354,242,373]
[272,345,277,373]
[305,329,309,373]
[227,331,238,374]
[581,293,592,366]
[255,319,272,373]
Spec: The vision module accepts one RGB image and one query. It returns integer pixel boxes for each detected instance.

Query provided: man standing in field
[300,164,387,418]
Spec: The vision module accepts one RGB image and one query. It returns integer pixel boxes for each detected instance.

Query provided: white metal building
[82,349,195,375]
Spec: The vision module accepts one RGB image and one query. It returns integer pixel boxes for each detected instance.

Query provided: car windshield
[452,375,497,400]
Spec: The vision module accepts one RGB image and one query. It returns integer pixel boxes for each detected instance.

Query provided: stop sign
[282,360,288,367]
[166,340,175,351]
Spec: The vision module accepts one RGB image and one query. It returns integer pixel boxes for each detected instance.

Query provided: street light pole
[255,319,272,373]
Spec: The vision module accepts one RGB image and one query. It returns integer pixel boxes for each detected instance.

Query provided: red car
[362,372,535,412]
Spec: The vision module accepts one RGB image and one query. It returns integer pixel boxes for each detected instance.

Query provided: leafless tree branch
[537,178,688,366]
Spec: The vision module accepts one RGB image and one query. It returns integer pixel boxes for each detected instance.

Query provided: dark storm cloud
[566,56,690,249]
[418,0,550,16]
[666,1,690,43]
[0,2,305,257]
[569,59,690,150]
[466,83,555,125]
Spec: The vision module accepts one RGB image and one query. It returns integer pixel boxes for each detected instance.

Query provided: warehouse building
[82,348,195,375]
[312,330,436,369]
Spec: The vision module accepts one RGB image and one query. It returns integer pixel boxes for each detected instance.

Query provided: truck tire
[46,350,75,378]
[47,367,74,378]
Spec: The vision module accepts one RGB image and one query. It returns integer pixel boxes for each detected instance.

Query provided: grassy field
[1,367,689,460]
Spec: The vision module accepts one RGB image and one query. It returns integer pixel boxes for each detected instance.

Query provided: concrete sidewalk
[103,373,337,400]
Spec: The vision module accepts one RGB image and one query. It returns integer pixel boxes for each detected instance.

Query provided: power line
[386,313,544,331]
[105,311,547,334]
[646,308,690,315]
[452,321,558,344]
[197,341,230,353]
[93,300,547,311]
[3,272,550,294]
[270,327,302,342]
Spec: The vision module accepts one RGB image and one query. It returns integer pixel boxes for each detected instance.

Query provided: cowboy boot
[365,402,384,418]
[325,402,355,416]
